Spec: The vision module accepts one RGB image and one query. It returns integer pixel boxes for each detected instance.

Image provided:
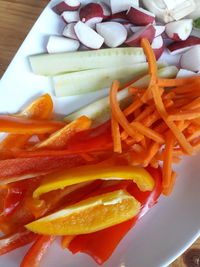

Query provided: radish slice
[127,6,155,26]
[52,0,81,14]
[96,22,127,48]
[151,35,165,60]
[131,25,165,38]
[165,19,193,41]
[47,36,80,53]
[61,11,79,23]
[122,22,134,36]
[74,21,104,49]
[110,0,139,14]
[167,36,200,55]
[63,23,77,40]
[79,3,104,29]
[126,24,155,47]
[180,46,200,72]
[99,2,111,18]
[176,69,199,78]
[109,12,129,23]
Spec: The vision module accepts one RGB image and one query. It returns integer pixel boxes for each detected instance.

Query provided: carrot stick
[163,171,177,196]
[167,108,200,121]
[134,107,141,118]
[111,115,122,153]
[162,132,175,190]
[182,97,200,110]
[123,99,143,116]
[143,142,160,167]
[157,76,200,87]
[128,87,146,95]
[134,105,155,122]
[169,81,200,94]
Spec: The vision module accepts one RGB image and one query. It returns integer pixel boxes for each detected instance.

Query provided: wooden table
[0,1,199,266]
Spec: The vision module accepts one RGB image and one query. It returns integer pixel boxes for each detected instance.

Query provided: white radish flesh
[61,11,79,23]
[122,23,134,36]
[165,19,193,41]
[126,24,155,47]
[29,47,146,76]
[47,36,80,53]
[180,46,200,72]
[63,23,77,40]
[74,21,104,49]
[127,6,155,26]
[110,0,139,14]
[99,2,111,18]
[96,22,127,48]
[52,0,81,14]
[167,36,200,55]
[151,35,165,60]
[131,25,165,37]
[176,69,199,78]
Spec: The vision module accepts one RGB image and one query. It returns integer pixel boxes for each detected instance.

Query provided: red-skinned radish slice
[176,69,199,78]
[167,36,200,55]
[165,19,193,41]
[126,24,155,47]
[127,6,155,26]
[110,0,139,14]
[131,25,165,38]
[109,12,129,23]
[151,35,165,60]
[61,11,79,23]
[96,22,127,48]
[79,3,104,29]
[99,2,111,18]
[74,21,104,49]
[122,23,134,36]
[52,0,81,15]
[47,36,80,53]
[63,23,78,40]
[180,46,200,72]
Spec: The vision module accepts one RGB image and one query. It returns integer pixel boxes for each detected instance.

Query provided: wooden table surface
[0,1,199,266]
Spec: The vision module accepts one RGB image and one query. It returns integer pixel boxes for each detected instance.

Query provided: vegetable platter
[0,1,200,267]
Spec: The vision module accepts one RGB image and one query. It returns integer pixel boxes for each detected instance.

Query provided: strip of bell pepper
[0,228,38,255]
[33,165,155,198]
[68,167,162,265]
[0,94,53,154]
[20,235,56,267]
[0,115,65,134]
[0,155,86,185]
[34,116,92,150]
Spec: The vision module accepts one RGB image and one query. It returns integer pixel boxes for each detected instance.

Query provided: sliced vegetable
[68,167,162,265]
[126,6,155,26]
[33,165,154,198]
[110,0,139,14]
[54,63,150,97]
[96,22,127,48]
[165,19,193,41]
[0,228,38,255]
[47,36,80,53]
[62,23,78,40]
[180,46,200,72]
[167,36,200,55]
[20,235,56,267]
[29,47,146,76]
[151,35,165,60]
[79,3,103,29]
[61,11,79,23]
[26,190,141,235]
[52,0,81,14]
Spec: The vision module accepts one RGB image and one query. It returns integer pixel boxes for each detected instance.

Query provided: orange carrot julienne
[163,171,177,196]
[143,142,160,167]
[157,76,200,87]
[123,99,143,116]
[167,108,200,121]
[162,132,175,191]
[169,81,200,94]
[111,115,122,153]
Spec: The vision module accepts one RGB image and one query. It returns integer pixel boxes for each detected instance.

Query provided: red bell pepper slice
[0,228,38,256]
[20,235,56,267]
[68,167,162,265]
[0,155,86,185]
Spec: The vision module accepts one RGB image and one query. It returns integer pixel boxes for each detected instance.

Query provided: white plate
[0,1,200,267]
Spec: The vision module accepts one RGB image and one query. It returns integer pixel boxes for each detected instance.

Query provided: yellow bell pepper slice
[33,165,154,198]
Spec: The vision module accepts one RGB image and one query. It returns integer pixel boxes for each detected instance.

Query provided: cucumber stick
[54,63,166,97]
[64,66,178,127]
[29,47,146,76]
